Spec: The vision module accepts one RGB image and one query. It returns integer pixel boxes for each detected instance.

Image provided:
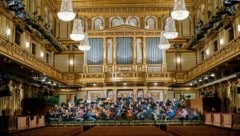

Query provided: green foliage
[47,97,59,106]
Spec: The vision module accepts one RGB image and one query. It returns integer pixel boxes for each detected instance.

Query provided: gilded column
[83,51,88,73]
[55,19,60,41]
[133,88,137,101]
[82,89,88,101]
[143,88,147,98]
[140,17,144,29]
[113,37,117,72]
[132,37,137,70]
[103,89,107,99]
[163,89,168,101]
[103,38,107,72]
[162,50,167,72]
[112,89,117,102]
[142,37,146,71]
[105,17,109,29]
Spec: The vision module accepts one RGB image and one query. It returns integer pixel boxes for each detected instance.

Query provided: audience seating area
[167,125,240,136]
[11,126,82,136]
[80,126,170,136]
[5,124,240,136]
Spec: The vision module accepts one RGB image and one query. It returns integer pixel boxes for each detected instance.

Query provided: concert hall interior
[0,0,240,136]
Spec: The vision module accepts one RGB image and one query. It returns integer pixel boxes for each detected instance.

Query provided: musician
[62,109,73,121]
[179,107,189,121]
[98,108,107,120]
[115,106,123,120]
[105,108,112,120]
[152,109,159,121]
[75,108,85,121]
[126,107,133,121]
[92,107,100,119]
[46,109,58,121]
[166,108,175,120]
[146,106,153,119]
[137,109,147,120]
[86,108,97,121]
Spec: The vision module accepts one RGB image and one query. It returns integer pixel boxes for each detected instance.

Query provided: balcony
[184,38,240,82]
[0,35,66,83]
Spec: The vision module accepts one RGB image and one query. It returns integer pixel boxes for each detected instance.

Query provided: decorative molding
[0,36,66,83]
[184,38,240,83]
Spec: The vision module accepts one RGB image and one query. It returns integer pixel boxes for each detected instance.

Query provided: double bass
[126,108,133,120]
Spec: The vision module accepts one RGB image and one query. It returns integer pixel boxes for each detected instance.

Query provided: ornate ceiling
[44,0,198,50]
[52,0,193,6]
[47,0,197,12]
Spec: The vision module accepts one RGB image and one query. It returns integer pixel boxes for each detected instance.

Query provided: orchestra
[46,94,201,123]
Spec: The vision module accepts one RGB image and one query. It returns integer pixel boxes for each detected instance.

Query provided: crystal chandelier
[158,31,171,50]
[171,0,189,21]
[70,19,85,41]
[57,0,76,22]
[78,34,91,51]
[163,17,178,39]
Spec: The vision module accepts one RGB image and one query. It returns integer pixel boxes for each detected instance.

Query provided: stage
[48,119,204,127]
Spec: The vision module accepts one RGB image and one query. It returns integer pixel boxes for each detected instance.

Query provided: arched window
[127,17,138,27]
[94,18,104,30]
[111,17,123,27]
[146,17,156,30]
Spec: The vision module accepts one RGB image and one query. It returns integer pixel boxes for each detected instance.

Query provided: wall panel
[54,54,69,72]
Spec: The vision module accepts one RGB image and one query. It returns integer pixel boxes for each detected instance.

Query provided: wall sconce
[69,59,74,65]
[123,82,127,86]
[176,57,181,63]
[204,75,208,80]
[52,82,57,86]
[198,78,202,82]
[238,24,240,32]
[219,38,224,45]
[25,41,30,48]
[6,28,11,36]
[40,51,44,58]
[41,77,46,82]
[206,49,209,55]
[210,73,215,77]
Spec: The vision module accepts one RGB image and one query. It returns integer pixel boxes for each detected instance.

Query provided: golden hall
[0,0,240,135]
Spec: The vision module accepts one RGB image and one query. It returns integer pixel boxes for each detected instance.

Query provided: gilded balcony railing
[2,31,239,86]
[105,71,146,82]
[184,38,240,82]
[0,35,66,83]
[146,72,176,83]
